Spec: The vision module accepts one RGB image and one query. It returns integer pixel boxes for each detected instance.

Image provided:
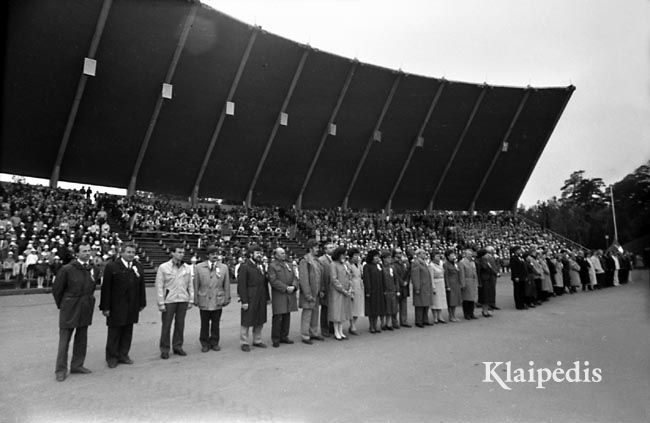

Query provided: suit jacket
[237,259,269,327]
[53,261,96,329]
[318,254,333,306]
[410,258,433,307]
[268,259,298,315]
[510,255,528,282]
[298,253,321,309]
[193,260,230,310]
[99,259,146,327]
[393,261,410,298]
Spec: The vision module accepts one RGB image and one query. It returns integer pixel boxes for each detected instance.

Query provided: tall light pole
[610,185,619,243]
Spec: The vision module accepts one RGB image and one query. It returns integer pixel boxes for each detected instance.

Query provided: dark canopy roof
[1,0,574,211]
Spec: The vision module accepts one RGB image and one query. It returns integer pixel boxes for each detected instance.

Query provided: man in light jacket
[156,244,194,359]
[298,240,323,345]
[193,245,230,353]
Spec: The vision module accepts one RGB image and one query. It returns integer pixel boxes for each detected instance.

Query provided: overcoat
[53,261,96,329]
[328,261,352,322]
[99,259,146,327]
[458,257,478,302]
[268,259,298,315]
[443,261,462,307]
[298,253,321,309]
[410,258,433,307]
[477,254,498,305]
[393,261,410,298]
[237,260,270,327]
[363,262,386,317]
[382,264,399,315]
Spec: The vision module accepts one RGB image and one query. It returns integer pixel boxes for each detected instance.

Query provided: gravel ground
[0,270,648,423]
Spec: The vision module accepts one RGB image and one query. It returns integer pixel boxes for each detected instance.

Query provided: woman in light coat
[329,247,353,340]
[347,247,364,335]
[429,250,447,323]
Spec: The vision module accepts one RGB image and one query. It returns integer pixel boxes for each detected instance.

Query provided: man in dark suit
[238,245,270,352]
[392,248,411,328]
[52,242,96,382]
[99,242,146,368]
[509,246,528,310]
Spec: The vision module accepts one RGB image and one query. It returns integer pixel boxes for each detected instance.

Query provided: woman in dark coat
[524,252,541,307]
[363,250,385,333]
[443,250,461,322]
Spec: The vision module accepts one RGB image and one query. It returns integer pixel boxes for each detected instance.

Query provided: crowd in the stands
[0,182,124,288]
[0,182,639,294]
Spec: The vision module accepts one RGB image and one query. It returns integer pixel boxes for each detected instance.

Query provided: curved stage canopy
[1,0,574,211]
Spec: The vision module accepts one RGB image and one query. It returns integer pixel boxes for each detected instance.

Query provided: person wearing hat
[297,239,323,345]
[99,242,146,368]
[237,244,270,352]
[380,250,399,330]
[52,242,97,382]
[317,242,336,337]
[193,245,230,352]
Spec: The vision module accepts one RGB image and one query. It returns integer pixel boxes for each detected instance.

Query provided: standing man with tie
[99,242,146,368]
[268,247,298,347]
[238,245,270,352]
[193,245,231,352]
[156,244,194,359]
[52,242,96,382]
[318,243,336,337]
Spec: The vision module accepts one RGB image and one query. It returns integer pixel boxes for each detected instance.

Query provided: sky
[202,0,650,206]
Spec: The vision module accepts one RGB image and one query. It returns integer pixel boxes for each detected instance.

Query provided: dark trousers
[595,273,605,289]
[462,300,475,318]
[272,312,291,342]
[159,302,188,353]
[534,279,543,301]
[414,306,429,325]
[320,304,333,336]
[368,315,381,331]
[398,297,409,325]
[199,309,222,347]
[106,324,133,363]
[513,281,525,308]
[55,326,88,374]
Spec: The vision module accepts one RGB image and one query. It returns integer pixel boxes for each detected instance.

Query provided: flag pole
[610,185,619,243]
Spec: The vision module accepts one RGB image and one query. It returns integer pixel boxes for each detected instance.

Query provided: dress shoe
[322,333,332,338]
[438,319,447,324]
[528,303,536,308]
[279,339,294,344]
[369,328,376,334]
[272,342,280,348]
[334,335,343,341]
[241,344,251,352]
[393,326,401,330]
[423,322,434,326]
[70,366,92,374]
[161,352,169,359]
[173,349,187,356]
[401,324,412,328]
[470,315,478,319]
[310,335,325,341]
[55,372,66,382]
[415,323,424,328]
[253,342,267,348]
[482,312,492,318]
[348,330,359,335]
[489,306,501,310]
[386,326,394,331]
[302,339,313,345]
[118,357,133,365]
[107,360,118,369]
[211,345,221,352]
[201,345,210,353]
